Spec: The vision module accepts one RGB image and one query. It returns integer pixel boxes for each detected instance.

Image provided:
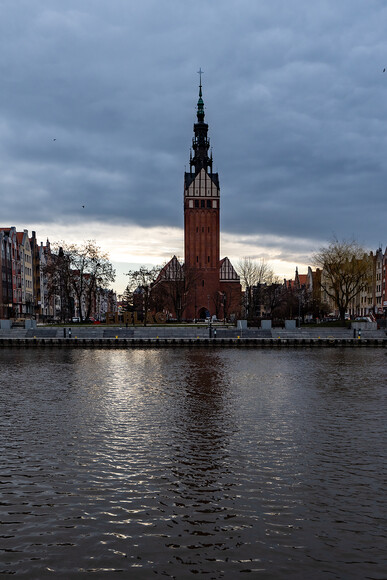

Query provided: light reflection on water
[0,348,386,579]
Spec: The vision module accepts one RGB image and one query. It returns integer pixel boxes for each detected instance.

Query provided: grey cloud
[1,0,386,255]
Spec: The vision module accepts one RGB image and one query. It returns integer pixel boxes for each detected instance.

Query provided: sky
[1,0,387,293]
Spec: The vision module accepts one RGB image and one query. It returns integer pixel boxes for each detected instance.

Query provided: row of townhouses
[0,227,116,321]
[316,246,387,318]
[248,247,387,322]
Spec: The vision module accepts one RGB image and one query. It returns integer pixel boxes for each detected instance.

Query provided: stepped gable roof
[219,257,240,281]
[155,255,183,284]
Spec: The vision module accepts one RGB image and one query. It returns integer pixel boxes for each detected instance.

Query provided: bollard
[69,328,72,338]
[63,328,66,338]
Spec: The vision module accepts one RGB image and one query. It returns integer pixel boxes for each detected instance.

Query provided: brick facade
[183,82,241,320]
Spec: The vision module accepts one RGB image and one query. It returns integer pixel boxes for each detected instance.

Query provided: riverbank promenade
[0,324,386,348]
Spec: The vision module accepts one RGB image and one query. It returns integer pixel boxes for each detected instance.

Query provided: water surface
[0,348,386,579]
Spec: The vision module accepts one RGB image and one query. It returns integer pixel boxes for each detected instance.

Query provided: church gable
[185,168,219,198]
[157,255,184,282]
[219,257,240,281]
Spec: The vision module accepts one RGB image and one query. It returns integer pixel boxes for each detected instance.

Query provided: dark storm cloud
[1,0,386,253]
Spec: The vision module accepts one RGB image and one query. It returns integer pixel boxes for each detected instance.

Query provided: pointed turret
[188,78,214,177]
[196,82,205,123]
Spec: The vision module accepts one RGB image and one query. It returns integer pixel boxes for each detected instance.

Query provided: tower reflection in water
[162,351,239,534]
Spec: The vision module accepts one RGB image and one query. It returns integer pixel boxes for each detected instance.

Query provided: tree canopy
[46,240,115,321]
[237,257,280,320]
[237,257,276,289]
[313,238,372,322]
[126,266,160,326]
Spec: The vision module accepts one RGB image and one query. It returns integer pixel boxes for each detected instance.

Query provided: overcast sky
[1,0,386,292]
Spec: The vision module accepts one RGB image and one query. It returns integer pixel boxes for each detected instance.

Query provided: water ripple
[0,348,386,578]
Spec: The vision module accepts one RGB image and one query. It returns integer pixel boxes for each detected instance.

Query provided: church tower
[152,74,241,321]
[184,75,221,318]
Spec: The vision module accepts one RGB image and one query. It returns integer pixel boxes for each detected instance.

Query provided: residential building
[17,230,34,317]
[0,227,21,317]
[0,230,13,318]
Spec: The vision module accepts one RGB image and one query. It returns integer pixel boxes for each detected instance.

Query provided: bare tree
[237,257,276,319]
[46,241,115,322]
[69,241,115,322]
[44,246,73,322]
[210,290,223,320]
[81,242,116,320]
[262,282,283,319]
[126,266,160,326]
[219,284,242,322]
[122,284,134,313]
[156,259,199,322]
[237,257,276,288]
[313,238,372,323]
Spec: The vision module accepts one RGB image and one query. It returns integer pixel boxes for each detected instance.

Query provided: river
[0,348,386,579]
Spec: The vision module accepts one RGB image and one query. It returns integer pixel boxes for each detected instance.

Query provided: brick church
[155,78,241,321]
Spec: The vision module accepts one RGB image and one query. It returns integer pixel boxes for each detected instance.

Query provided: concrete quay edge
[0,336,386,348]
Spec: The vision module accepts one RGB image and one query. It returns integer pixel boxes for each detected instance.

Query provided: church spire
[197,69,205,123]
[190,70,212,174]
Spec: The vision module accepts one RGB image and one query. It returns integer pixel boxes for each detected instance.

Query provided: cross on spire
[197,67,204,87]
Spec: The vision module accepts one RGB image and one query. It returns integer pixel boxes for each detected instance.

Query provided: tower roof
[197,81,205,123]
[188,72,216,178]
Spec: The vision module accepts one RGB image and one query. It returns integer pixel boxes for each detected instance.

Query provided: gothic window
[207,200,211,208]
[202,280,204,286]
[201,200,205,208]
[195,200,199,208]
